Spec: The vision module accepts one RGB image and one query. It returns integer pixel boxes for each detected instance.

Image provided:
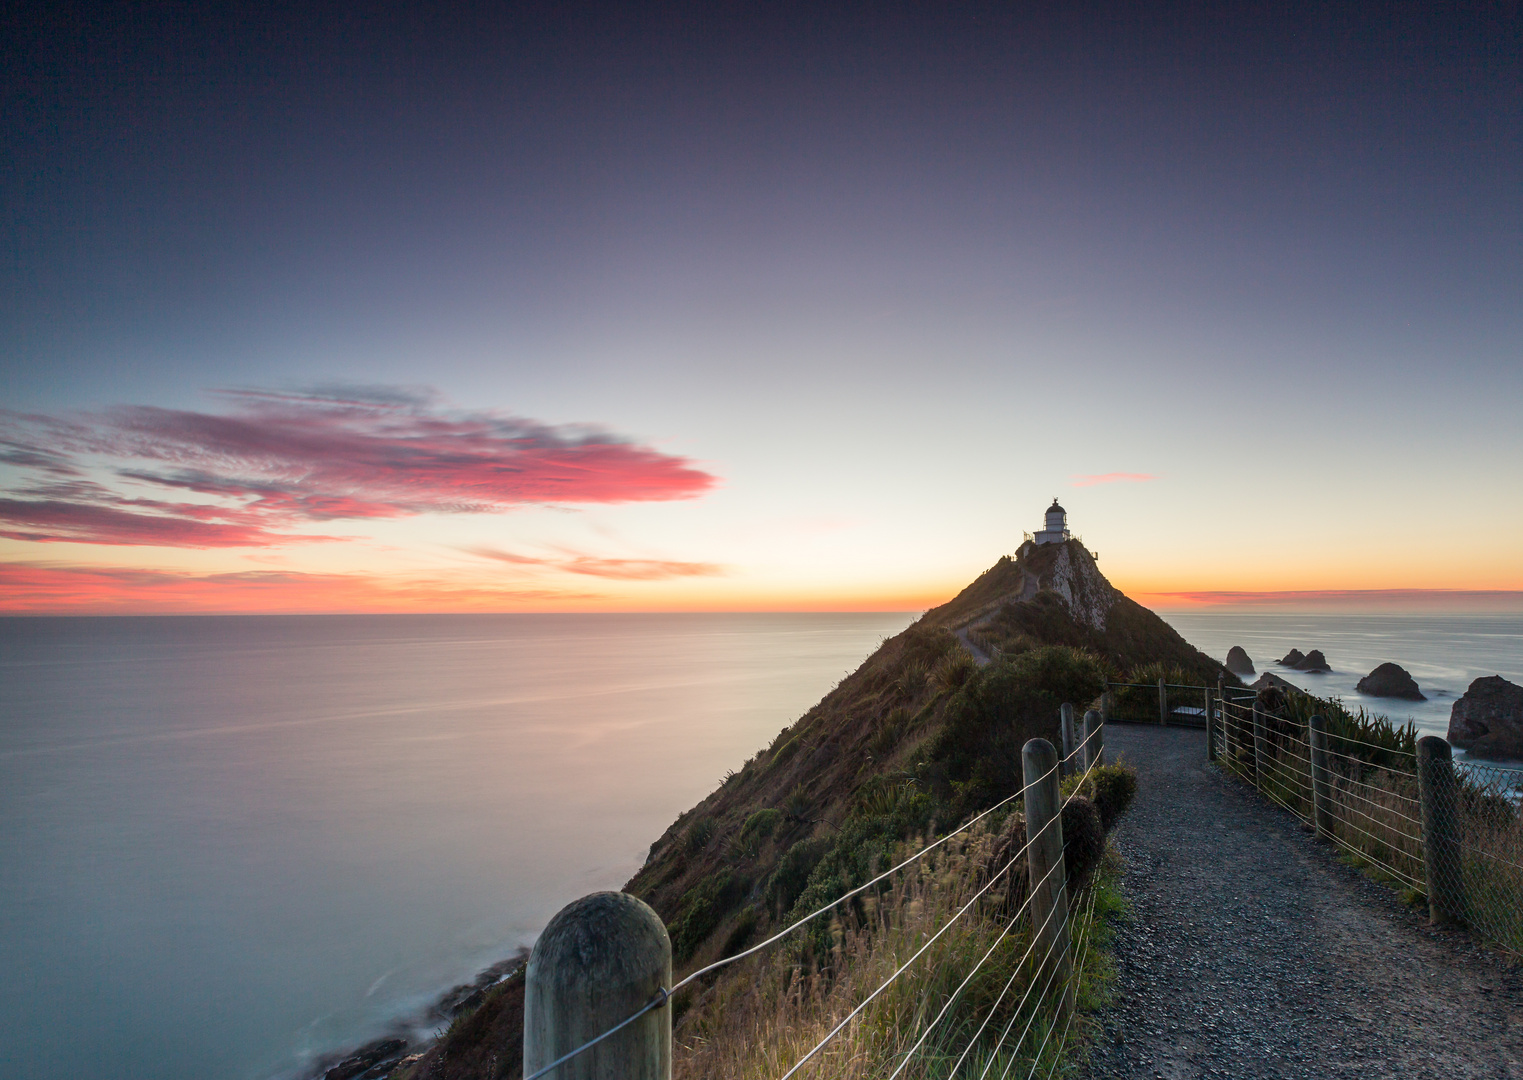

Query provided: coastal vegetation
[393,541,1198,1078]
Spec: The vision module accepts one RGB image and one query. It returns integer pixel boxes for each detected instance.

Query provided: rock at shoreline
[1250,671,1303,695]
[1448,676,1523,761]
[323,1039,407,1080]
[1294,649,1331,673]
[1278,648,1305,667]
[1356,662,1426,700]
[1225,646,1255,676]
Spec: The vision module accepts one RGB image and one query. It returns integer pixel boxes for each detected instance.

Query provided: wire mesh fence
[1211,689,1523,961]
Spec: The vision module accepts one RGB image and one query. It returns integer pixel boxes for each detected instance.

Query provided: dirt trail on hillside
[1084,724,1523,1080]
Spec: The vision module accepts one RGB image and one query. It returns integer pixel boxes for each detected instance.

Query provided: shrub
[1063,763,1138,831]
[765,837,832,917]
[671,870,750,959]
[740,808,783,844]
[1008,646,1108,710]
[1059,795,1106,890]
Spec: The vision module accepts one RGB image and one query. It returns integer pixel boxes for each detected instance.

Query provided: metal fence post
[1082,709,1103,770]
[1158,677,1167,725]
[1022,738,1073,1020]
[1251,701,1266,792]
[1204,686,1215,761]
[525,891,672,1080]
[1417,736,1466,928]
[1307,714,1333,839]
[1213,676,1225,761]
[1060,703,1076,777]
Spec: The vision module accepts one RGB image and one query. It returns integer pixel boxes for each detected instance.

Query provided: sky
[2,1,1520,614]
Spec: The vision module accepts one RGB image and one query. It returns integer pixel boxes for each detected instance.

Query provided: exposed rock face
[1225,646,1255,676]
[1278,648,1305,666]
[1040,541,1117,631]
[1294,649,1331,673]
[1251,671,1303,695]
[1356,662,1425,700]
[1448,676,1523,761]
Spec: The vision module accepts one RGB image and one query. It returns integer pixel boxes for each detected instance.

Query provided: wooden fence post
[525,891,672,1080]
[1158,677,1167,725]
[1251,701,1266,792]
[1060,703,1076,777]
[1083,709,1103,770]
[1417,736,1466,928]
[1307,714,1333,839]
[1022,738,1074,1020]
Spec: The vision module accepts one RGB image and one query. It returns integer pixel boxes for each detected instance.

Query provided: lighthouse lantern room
[1033,499,1071,545]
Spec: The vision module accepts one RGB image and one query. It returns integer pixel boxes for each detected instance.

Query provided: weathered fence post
[1251,701,1266,792]
[1417,736,1466,928]
[1307,714,1333,839]
[1060,703,1076,776]
[1022,738,1074,1019]
[525,891,672,1080]
[1158,677,1167,725]
[1083,708,1103,770]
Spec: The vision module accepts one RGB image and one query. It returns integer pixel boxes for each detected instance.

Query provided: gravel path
[1084,723,1523,1080]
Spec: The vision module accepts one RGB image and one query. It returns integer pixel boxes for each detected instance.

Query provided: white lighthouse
[1033,498,1070,545]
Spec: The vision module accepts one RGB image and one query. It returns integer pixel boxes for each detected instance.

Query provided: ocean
[0,613,915,1080]
[1156,610,1523,760]
[2,608,1520,1079]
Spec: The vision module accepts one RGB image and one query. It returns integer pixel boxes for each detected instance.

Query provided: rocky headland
[375,539,1231,1080]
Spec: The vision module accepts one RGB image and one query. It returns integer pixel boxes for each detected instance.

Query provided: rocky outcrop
[1225,646,1255,676]
[1251,671,1303,695]
[1448,676,1523,761]
[1356,663,1425,700]
[1294,650,1331,673]
[1278,649,1305,666]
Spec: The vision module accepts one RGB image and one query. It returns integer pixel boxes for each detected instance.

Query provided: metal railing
[1213,692,1523,959]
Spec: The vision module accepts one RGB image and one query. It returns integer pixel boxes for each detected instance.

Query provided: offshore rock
[1251,671,1302,695]
[1448,676,1523,761]
[1356,662,1426,701]
[1225,646,1255,676]
[1278,648,1305,667]
[1294,649,1331,673]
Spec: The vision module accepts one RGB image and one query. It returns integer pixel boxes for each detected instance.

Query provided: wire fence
[526,719,1115,1080]
[1212,690,1523,960]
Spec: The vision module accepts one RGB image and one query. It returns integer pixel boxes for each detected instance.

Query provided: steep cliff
[397,540,1228,1079]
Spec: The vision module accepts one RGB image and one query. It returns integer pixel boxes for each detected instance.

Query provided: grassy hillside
[396,540,1224,1079]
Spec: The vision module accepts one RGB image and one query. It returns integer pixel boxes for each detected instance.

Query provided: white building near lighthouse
[1033,499,1070,545]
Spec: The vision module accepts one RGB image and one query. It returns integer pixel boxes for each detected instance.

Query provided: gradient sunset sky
[3,1,1519,614]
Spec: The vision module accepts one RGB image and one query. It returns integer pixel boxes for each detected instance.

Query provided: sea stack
[1295,649,1331,673]
[1225,646,1255,676]
[1356,662,1425,700]
[1447,676,1523,761]
[1278,648,1305,666]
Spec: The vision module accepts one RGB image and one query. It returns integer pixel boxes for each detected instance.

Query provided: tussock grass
[673,826,1124,1080]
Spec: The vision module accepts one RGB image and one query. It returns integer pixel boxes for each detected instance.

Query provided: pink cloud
[0,388,717,548]
[466,545,724,581]
[1070,472,1156,487]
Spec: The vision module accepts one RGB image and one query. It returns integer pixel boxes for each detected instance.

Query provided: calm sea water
[1158,610,1523,758]
[6,609,1520,1079]
[0,613,914,1080]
